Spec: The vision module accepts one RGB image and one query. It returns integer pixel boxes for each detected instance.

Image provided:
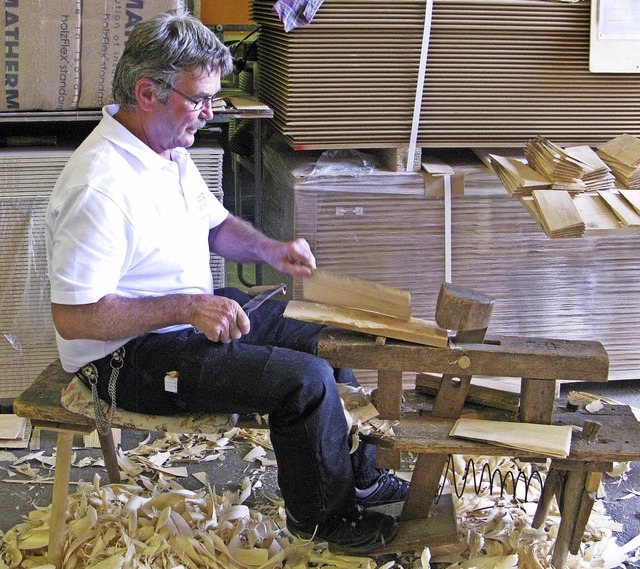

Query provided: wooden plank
[415,373,520,413]
[531,189,585,238]
[619,189,640,215]
[449,417,573,458]
[302,269,412,319]
[284,301,448,347]
[361,394,640,464]
[317,330,609,382]
[574,193,624,235]
[489,153,550,196]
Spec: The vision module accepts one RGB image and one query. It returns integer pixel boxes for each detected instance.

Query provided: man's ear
[135,78,159,111]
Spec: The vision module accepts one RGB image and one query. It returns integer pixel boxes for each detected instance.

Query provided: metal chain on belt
[82,347,126,436]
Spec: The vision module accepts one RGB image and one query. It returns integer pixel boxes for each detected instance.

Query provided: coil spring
[436,455,546,503]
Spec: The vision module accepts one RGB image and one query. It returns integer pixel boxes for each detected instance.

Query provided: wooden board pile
[524,137,614,195]
[487,135,640,238]
[529,189,585,239]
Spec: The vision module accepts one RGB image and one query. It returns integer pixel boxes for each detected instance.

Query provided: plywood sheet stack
[252,0,640,149]
[261,142,640,385]
[0,143,225,398]
[260,136,444,326]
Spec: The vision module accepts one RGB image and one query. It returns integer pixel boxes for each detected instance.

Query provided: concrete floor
[1,380,639,568]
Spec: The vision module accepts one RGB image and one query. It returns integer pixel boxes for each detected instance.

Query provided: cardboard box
[78,0,186,109]
[1,0,82,111]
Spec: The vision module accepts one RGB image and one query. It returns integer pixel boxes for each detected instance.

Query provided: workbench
[316,328,632,568]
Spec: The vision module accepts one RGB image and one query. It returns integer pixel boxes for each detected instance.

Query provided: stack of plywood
[252,0,640,149]
[261,143,640,385]
[0,142,225,398]
[0,147,72,399]
[187,142,226,288]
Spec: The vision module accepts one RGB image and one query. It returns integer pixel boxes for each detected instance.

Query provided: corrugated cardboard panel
[78,0,186,109]
[252,0,640,148]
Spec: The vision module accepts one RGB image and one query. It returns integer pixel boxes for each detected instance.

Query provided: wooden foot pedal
[371,493,459,554]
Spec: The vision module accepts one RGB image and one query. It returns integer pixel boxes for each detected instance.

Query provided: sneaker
[355,471,409,507]
[286,504,398,554]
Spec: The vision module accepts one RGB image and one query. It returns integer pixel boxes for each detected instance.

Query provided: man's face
[152,67,222,153]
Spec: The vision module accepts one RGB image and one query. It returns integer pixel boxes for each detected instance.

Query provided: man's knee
[267,351,338,420]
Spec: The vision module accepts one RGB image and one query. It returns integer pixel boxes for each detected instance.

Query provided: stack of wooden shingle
[597,134,640,190]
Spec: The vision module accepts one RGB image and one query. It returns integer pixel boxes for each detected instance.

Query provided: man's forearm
[208,215,277,264]
[52,294,194,341]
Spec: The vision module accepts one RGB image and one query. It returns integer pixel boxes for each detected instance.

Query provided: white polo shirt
[46,104,229,372]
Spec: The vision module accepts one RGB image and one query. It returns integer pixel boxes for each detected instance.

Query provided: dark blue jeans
[86,287,379,525]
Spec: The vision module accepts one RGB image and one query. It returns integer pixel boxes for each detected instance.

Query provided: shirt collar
[98,104,185,170]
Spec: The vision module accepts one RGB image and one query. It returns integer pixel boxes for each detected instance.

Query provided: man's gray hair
[112,10,233,110]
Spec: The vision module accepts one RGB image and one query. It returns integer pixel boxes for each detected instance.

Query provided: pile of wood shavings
[0,452,631,569]
[0,472,378,569]
[429,455,631,569]
[0,405,634,568]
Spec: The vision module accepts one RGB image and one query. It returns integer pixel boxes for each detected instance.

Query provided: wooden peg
[581,420,602,444]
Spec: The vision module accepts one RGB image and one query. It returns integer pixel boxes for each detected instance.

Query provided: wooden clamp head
[435,282,495,332]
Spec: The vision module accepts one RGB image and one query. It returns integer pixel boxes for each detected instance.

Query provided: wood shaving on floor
[0,410,638,568]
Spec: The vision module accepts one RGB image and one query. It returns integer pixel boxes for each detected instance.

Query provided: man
[45,10,407,554]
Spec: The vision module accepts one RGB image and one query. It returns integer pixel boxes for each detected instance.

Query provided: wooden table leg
[401,453,447,521]
[96,427,121,484]
[552,469,588,569]
[532,467,563,529]
[375,369,403,469]
[569,487,596,555]
[49,431,73,569]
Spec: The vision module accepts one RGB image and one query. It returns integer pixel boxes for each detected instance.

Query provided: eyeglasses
[154,78,223,111]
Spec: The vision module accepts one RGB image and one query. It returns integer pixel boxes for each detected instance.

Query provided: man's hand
[188,295,251,343]
[209,216,316,278]
[266,237,316,278]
